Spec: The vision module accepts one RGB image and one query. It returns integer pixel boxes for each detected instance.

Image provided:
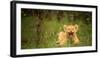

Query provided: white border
[16,3,96,55]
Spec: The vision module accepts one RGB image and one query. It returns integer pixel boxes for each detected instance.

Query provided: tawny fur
[56,31,67,47]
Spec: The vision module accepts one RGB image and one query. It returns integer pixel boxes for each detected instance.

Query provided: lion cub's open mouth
[68,32,74,36]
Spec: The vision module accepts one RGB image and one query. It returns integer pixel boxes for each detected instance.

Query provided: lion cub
[56,24,80,47]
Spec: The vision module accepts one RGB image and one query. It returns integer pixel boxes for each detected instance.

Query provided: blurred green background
[21,8,92,49]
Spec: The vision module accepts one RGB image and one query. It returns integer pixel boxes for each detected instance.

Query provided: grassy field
[21,9,92,49]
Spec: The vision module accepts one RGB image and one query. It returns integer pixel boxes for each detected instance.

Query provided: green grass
[21,15,92,49]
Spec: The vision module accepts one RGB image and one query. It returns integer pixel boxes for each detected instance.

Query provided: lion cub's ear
[74,24,78,31]
[63,25,67,31]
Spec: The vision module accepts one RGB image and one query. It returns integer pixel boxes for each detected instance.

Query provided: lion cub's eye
[71,27,74,30]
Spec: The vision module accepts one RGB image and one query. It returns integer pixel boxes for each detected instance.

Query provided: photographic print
[11,1,97,57]
[21,9,92,49]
